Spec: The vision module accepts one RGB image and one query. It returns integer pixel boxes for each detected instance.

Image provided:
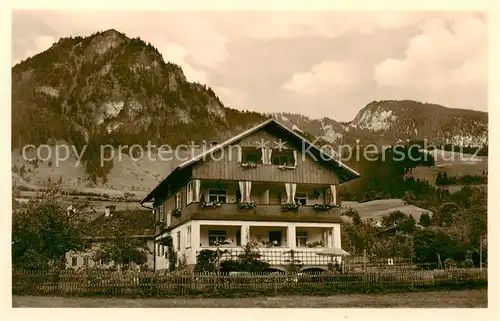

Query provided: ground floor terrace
[155,220,343,271]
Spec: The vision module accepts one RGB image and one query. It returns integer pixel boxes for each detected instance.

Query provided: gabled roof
[84,210,154,238]
[140,118,361,204]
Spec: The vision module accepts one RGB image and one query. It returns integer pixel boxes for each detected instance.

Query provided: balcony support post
[240,223,249,246]
[287,225,296,249]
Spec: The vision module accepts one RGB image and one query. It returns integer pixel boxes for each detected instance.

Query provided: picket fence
[12,268,487,297]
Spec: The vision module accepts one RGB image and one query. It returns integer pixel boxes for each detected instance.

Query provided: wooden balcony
[166,202,341,229]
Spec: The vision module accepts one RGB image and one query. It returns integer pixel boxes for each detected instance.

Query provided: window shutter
[293,150,298,166]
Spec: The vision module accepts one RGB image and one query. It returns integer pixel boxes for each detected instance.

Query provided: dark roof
[141,118,361,204]
[84,209,154,238]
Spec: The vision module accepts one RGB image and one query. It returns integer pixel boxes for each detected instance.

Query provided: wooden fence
[12,268,487,297]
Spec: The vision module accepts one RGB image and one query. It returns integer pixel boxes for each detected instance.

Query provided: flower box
[305,240,325,248]
[199,201,223,209]
[313,204,334,211]
[172,208,181,216]
[281,203,300,211]
[238,202,257,210]
[277,164,296,170]
[240,162,258,168]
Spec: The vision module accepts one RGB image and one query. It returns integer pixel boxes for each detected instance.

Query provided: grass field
[341,199,432,222]
[12,288,487,308]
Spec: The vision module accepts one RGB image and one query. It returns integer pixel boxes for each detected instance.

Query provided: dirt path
[12,288,487,308]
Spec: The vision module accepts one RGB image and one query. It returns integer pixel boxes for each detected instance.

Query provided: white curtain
[330,184,337,206]
[285,183,291,203]
[194,179,201,202]
[290,183,297,204]
[293,150,298,166]
[239,181,245,202]
[245,181,252,202]
[261,148,268,164]
[268,149,273,164]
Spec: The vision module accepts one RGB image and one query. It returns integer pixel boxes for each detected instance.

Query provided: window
[294,192,308,205]
[236,230,241,246]
[186,181,193,204]
[71,257,78,267]
[176,231,181,251]
[157,243,161,256]
[242,148,262,163]
[83,256,89,266]
[175,193,181,209]
[186,226,192,248]
[272,150,295,166]
[268,231,282,246]
[208,189,227,203]
[209,230,227,246]
[161,245,165,256]
[296,231,308,247]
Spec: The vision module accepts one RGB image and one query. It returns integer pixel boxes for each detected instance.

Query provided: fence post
[363,249,367,274]
[480,239,483,271]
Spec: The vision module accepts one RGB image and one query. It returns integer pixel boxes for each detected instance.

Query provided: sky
[11,10,488,122]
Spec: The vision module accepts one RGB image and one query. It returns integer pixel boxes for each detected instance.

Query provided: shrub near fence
[12,268,487,298]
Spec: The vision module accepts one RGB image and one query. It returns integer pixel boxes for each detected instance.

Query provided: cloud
[212,86,246,108]
[373,15,487,107]
[152,41,208,84]
[15,34,56,64]
[282,60,359,95]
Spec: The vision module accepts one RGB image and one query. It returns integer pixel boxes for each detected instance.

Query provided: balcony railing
[197,248,336,266]
[181,202,341,224]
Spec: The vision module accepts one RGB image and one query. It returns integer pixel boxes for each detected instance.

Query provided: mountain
[11,29,488,193]
[12,29,265,151]
[275,101,488,147]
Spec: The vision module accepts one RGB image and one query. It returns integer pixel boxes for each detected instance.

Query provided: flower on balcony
[241,161,258,168]
[199,201,223,209]
[213,238,233,246]
[313,204,334,211]
[305,240,324,248]
[282,203,300,211]
[238,202,257,210]
[261,240,279,248]
[277,163,296,170]
[172,208,181,216]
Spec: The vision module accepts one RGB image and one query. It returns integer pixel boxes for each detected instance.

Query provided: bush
[444,258,457,269]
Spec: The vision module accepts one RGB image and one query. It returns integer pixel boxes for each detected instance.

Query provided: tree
[91,213,151,271]
[398,214,416,234]
[12,188,85,269]
[381,211,407,227]
[435,202,459,226]
[195,249,217,272]
[419,212,431,227]
[343,208,362,225]
[235,241,270,272]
